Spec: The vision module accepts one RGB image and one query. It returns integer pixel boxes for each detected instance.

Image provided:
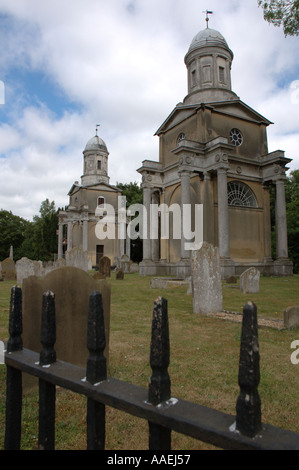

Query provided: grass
[0,273,299,450]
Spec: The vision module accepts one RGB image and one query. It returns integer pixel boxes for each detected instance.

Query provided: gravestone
[2,257,16,281]
[120,254,131,273]
[22,267,110,389]
[116,269,124,280]
[99,256,111,277]
[16,257,43,284]
[191,242,223,314]
[65,247,88,271]
[284,306,299,329]
[240,267,260,294]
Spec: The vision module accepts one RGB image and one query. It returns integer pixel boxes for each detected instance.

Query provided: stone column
[263,184,272,262]
[180,169,191,259]
[151,191,160,261]
[58,222,63,259]
[275,177,288,259]
[203,171,214,245]
[217,167,230,259]
[83,219,88,252]
[142,185,152,261]
[67,221,73,252]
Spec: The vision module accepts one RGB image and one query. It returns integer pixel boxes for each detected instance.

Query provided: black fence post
[236,301,262,438]
[5,286,23,450]
[38,290,56,450]
[86,291,106,450]
[148,297,171,450]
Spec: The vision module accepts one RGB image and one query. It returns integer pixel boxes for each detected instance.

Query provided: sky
[0,0,298,221]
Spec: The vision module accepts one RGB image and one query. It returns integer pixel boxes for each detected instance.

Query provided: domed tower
[81,133,110,186]
[137,17,293,278]
[184,26,239,105]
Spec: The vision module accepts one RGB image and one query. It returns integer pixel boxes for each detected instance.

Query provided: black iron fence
[3,285,299,450]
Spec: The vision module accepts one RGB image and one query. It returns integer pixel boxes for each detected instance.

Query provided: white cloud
[0,0,298,221]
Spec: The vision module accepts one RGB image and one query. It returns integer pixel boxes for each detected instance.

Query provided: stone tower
[137,23,293,278]
[81,134,110,186]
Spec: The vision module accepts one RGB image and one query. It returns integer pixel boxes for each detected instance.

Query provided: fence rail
[4,285,299,450]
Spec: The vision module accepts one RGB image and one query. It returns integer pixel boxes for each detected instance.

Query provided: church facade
[57,133,129,268]
[137,26,293,278]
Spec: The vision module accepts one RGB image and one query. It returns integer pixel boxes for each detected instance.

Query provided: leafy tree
[258,0,299,36]
[116,182,143,262]
[116,181,143,206]
[0,210,31,261]
[29,199,58,261]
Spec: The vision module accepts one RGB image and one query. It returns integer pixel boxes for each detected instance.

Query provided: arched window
[97,197,105,207]
[227,181,258,208]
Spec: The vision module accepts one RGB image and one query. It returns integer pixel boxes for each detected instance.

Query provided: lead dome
[84,135,108,153]
[188,27,231,53]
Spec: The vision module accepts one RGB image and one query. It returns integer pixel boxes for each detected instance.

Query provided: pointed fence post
[236,301,262,437]
[86,290,107,450]
[5,286,23,450]
[148,297,171,450]
[38,290,56,450]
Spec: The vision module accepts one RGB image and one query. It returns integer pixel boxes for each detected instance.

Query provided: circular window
[227,181,258,208]
[230,128,243,146]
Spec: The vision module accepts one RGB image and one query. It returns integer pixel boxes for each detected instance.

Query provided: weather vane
[95,124,100,136]
[203,10,213,28]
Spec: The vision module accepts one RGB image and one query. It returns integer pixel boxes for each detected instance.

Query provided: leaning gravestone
[99,256,111,277]
[284,306,299,329]
[240,267,260,294]
[22,267,110,389]
[191,242,223,314]
[2,257,16,281]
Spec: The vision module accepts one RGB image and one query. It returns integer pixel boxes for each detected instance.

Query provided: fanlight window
[227,181,258,208]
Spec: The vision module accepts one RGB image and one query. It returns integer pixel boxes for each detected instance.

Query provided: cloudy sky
[0,0,298,221]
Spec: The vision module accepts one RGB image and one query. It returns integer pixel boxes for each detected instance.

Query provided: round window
[230,128,243,146]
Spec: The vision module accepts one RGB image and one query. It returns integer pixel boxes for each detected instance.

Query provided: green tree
[32,199,58,261]
[19,199,58,261]
[0,210,31,260]
[258,0,299,36]
[116,182,143,262]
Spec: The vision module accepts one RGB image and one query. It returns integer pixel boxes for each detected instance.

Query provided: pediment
[68,182,121,196]
[155,99,272,136]
[155,104,198,135]
[210,100,272,125]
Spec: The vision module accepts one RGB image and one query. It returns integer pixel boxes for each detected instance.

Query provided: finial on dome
[95,124,100,136]
[203,9,213,28]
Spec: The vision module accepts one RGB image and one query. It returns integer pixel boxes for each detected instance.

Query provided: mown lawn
[0,273,298,449]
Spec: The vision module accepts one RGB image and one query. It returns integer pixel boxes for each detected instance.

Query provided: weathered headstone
[284,306,299,329]
[99,256,111,277]
[22,267,110,389]
[120,254,131,273]
[116,269,124,280]
[240,267,260,294]
[16,257,43,284]
[65,247,88,271]
[191,242,223,314]
[2,257,16,281]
